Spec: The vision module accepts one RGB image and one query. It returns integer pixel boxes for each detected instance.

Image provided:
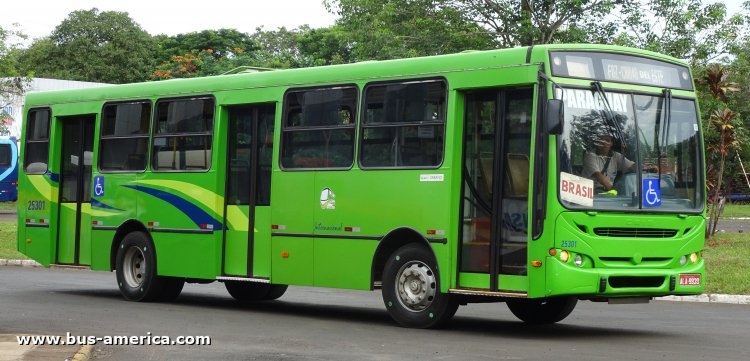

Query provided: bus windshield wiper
[657,89,672,183]
[591,81,626,146]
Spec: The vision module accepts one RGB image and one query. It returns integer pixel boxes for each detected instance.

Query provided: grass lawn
[0,201,17,211]
[704,233,750,295]
[720,203,750,218]
[0,221,27,260]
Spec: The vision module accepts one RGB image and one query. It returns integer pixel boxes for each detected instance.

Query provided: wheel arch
[109,219,151,271]
[370,227,436,290]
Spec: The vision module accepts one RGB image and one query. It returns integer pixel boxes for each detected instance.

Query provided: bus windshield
[557,87,702,212]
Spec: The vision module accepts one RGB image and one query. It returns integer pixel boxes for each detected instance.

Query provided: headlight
[560,250,570,263]
[689,252,699,263]
[680,256,687,266]
[574,254,583,267]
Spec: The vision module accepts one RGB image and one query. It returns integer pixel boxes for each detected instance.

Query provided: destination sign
[550,51,693,90]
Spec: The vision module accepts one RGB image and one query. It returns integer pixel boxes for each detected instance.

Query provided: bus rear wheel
[225,281,287,302]
[506,297,577,324]
[115,231,166,302]
[382,243,458,328]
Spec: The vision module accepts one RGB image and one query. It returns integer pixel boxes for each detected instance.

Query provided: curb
[0,259,42,267]
[72,344,94,361]
[658,294,750,305]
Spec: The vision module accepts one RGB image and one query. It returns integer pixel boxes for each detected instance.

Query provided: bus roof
[25,44,689,107]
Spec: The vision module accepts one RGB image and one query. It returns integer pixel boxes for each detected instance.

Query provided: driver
[582,133,635,193]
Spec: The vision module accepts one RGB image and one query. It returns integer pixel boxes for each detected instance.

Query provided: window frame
[279,84,359,171]
[23,107,52,175]
[150,95,216,173]
[358,77,448,170]
[0,144,11,167]
[554,85,705,215]
[98,99,153,174]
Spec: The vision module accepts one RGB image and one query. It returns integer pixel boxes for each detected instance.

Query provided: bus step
[50,264,91,271]
[449,288,527,298]
[215,276,270,284]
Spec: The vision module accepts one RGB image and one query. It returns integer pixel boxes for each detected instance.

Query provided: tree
[326,0,495,60]
[697,64,741,236]
[1,25,30,134]
[154,29,259,60]
[614,0,746,63]
[18,8,158,83]
[455,0,620,46]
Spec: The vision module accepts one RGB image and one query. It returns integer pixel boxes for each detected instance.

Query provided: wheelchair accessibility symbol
[94,176,104,197]
[642,178,661,207]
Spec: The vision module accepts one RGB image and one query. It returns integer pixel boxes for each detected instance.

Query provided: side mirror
[546,99,564,135]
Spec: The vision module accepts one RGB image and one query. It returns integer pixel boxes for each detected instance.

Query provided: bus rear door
[222,104,276,277]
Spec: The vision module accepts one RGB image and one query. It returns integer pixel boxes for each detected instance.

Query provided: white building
[1,78,108,139]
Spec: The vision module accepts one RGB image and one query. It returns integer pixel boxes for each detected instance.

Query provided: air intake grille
[609,276,665,288]
[593,228,677,238]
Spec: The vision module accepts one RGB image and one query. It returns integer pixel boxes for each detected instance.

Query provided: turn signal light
[549,248,557,256]
[531,260,542,267]
[281,251,289,258]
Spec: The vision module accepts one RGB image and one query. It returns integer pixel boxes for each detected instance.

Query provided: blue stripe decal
[45,170,60,183]
[123,185,223,231]
[91,198,125,211]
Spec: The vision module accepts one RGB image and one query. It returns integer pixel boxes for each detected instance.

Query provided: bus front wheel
[382,243,458,328]
[115,231,168,302]
[506,297,577,324]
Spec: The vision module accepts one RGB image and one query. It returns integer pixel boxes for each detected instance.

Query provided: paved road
[1,267,748,360]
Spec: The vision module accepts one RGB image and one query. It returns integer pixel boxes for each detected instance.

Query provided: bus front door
[56,115,95,265]
[222,105,275,277]
[459,88,534,292]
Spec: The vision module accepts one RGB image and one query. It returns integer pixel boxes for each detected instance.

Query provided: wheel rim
[395,261,437,312]
[122,247,146,288]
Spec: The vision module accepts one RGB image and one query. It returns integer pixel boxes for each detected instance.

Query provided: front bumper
[545,256,705,298]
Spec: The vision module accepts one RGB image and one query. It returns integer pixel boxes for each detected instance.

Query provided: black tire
[225,281,285,302]
[506,297,577,324]
[115,231,163,302]
[263,284,288,301]
[158,277,185,302]
[382,243,458,329]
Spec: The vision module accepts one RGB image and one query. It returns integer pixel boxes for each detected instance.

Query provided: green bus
[17,44,705,328]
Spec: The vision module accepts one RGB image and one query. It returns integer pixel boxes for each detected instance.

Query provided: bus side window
[280,86,357,170]
[151,97,214,172]
[360,79,446,168]
[100,101,151,172]
[24,108,51,174]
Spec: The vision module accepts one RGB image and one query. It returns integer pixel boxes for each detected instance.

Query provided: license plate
[679,274,701,286]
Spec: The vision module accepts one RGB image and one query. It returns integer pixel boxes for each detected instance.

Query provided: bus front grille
[608,276,665,288]
[593,227,678,238]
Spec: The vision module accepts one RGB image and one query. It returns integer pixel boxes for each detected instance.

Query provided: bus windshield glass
[557,87,702,212]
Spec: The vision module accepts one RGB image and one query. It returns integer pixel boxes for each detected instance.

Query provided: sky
[2,0,747,42]
[3,0,338,40]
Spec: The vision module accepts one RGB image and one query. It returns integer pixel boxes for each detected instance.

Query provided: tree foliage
[18,8,158,83]
[614,0,746,63]
[1,25,30,134]
[154,29,259,60]
[326,0,495,60]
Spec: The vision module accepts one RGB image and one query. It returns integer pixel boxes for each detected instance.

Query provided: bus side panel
[135,173,222,279]
[89,173,139,271]
[270,171,315,286]
[315,170,452,292]
[18,173,58,266]
[252,206,272,278]
[271,236,314,286]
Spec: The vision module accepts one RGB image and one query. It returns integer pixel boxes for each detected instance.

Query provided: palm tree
[698,64,739,236]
